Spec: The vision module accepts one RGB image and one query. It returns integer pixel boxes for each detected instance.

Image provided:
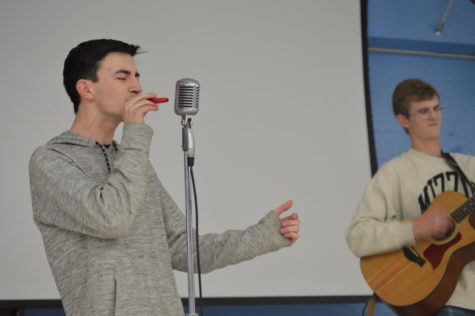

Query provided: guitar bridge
[403,246,426,267]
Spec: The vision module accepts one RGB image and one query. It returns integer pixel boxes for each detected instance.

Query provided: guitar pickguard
[423,232,462,269]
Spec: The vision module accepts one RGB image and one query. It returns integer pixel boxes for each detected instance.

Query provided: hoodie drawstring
[95,141,118,174]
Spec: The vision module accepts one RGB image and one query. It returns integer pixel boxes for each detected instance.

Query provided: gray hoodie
[29,123,290,316]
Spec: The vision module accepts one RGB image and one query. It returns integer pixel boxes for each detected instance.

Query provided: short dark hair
[63,39,141,113]
[392,79,439,117]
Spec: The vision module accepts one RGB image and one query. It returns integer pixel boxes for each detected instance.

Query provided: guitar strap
[441,152,475,192]
[363,294,378,316]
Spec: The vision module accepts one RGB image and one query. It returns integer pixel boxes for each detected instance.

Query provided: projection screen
[0,0,372,300]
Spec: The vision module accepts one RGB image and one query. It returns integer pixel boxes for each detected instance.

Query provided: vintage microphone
[174,78,201,316]
[175,78,200,117]
[175,78,200,166]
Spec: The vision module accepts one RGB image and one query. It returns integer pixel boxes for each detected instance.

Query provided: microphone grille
[175,78,200,116]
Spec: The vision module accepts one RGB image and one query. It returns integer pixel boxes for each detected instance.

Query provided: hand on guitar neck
[412,206,454,241]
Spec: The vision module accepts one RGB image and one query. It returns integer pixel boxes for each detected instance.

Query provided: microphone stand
[181,117,199,316]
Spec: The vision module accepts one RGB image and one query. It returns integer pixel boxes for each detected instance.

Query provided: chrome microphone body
[174,78,200,118]
[175,78,200,155]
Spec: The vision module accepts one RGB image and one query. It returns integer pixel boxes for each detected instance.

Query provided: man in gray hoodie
[29,39,300,316]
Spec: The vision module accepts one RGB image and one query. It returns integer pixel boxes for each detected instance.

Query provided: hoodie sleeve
[154,178,291,273]
[29,123,153,239]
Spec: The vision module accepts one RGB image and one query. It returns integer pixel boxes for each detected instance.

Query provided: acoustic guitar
[360,191,475,316]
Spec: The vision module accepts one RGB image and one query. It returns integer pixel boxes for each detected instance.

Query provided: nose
[129,77,143,94]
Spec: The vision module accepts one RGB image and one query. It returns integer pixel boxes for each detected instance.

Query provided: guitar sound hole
[435,228,454,241]
[433,220,457,243]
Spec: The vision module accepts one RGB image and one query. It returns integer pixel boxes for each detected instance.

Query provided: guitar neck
[451,195,475,223]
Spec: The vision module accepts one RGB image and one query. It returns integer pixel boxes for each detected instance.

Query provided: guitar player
[346,79,475,315]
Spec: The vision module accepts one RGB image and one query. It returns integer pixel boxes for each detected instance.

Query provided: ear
[76,79,95,102]
[396,114,410,130]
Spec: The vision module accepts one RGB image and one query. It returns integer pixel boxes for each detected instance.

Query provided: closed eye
[114,69,140,80]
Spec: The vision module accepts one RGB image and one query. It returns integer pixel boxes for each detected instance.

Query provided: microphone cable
[189,159,205,315]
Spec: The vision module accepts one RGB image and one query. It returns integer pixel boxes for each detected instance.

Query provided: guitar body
[360,191,475,316]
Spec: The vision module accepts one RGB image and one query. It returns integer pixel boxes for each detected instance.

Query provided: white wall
[0,0,371,300]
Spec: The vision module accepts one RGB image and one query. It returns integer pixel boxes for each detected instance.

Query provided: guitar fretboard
[452,196,475,223]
